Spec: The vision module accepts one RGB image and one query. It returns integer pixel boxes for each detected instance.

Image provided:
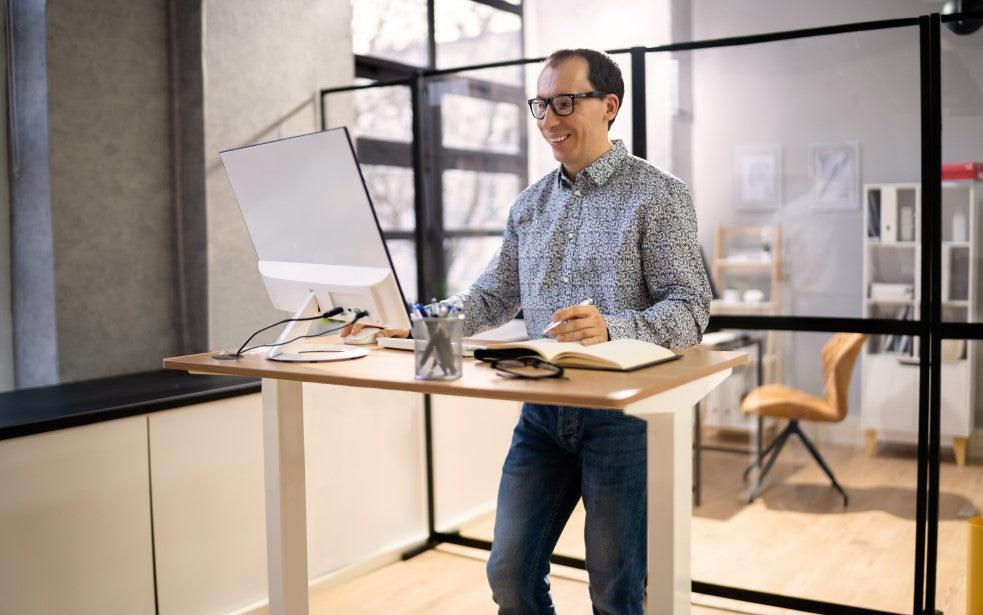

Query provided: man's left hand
[547,304,608,345]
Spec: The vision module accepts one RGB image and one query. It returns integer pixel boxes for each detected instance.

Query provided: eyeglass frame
[526,90,609,120]
[489,356,566,380]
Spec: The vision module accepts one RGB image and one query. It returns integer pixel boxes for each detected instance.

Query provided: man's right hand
[339,321,410,339]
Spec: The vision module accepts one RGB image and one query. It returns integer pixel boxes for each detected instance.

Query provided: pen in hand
[543,298,594,336]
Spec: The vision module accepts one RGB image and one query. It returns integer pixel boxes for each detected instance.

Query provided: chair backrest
[821,333,869,421]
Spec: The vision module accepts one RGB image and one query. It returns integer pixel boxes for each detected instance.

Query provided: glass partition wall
[681,25,923,613]
[322,12,977,615]
[936,14,983,615]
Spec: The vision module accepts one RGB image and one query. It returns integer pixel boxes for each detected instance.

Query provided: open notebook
[473,338,679,372]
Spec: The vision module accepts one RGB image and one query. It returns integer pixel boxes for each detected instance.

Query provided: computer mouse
[342,327,380,345]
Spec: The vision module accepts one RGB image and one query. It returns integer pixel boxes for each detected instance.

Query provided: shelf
[715,261,774,270]
[868,351,916,360]
[867,241,917,248]
[862,182,979,451]
[710,301,776,315]
[718,227,774,235]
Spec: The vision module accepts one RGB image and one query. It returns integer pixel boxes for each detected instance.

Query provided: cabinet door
[703,368,756,430]
[149,396,268,615]
[940,360,971,437]
[0,418,155,615]
[861,354,919,433]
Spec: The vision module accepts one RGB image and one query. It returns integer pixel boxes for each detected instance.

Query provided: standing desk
[164,344,745,615]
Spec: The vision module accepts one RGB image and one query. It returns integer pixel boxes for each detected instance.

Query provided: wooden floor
[313,435,980,614]
[310,545,796,614]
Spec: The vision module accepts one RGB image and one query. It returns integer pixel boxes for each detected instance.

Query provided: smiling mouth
[546,134,570,144]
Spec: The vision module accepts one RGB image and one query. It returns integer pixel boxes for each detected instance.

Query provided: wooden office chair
[740,333,868,506]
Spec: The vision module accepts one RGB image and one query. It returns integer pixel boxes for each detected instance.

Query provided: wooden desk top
[163,342,746,410]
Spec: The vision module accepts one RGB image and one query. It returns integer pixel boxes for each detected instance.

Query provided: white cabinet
[0,418,156,615]
[148,384,430,614]
[0,382,514,612]
[148,395,269,614]
[860,181,981,465]
[702,346,759,430]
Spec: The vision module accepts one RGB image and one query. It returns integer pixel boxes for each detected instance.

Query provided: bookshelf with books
[860,181,981,465]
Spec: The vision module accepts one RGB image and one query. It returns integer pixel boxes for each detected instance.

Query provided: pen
[543,298,594,335]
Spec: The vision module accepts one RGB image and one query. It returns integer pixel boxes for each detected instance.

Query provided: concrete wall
[46,0,179,382]
[203,0,353,349]
[0,1,13,391]
[690,1,983,420]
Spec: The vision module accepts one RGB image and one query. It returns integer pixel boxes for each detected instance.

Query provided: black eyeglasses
[490,357,566,380]
[527,91,607,120]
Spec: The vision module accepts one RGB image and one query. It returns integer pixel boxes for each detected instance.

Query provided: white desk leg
[262,378,309,615]
[624,369,731,615]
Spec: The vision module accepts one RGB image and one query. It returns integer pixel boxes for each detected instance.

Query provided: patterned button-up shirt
[446,140,710,349]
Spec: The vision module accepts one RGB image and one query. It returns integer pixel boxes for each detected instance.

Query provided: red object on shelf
[942,162,983,181]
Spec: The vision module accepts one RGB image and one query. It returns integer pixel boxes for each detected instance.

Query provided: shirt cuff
[603,314,635,341]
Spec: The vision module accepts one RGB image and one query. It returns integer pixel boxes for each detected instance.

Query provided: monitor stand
[267,291,367,362]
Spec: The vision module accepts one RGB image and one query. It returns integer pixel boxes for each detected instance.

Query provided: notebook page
[559,339,674,368]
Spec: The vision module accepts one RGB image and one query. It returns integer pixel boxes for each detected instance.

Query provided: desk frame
[166,347,742,615]
[261,371,730,615]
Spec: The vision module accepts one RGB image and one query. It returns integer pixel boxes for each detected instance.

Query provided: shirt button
[567,233,574,240]
[574,189,582,197]
[562,276,569,283]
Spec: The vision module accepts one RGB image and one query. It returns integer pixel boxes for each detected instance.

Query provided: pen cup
[412,315,463,380]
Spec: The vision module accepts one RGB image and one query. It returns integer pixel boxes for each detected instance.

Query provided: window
[352,0,430,67]
[345,0,525,301]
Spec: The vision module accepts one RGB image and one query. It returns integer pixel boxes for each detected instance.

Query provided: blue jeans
[486,403,647,615]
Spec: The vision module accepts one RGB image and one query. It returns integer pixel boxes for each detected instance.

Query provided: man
[346,48,709,614]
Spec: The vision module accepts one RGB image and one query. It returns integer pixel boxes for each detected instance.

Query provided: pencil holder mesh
[412,316,463,380]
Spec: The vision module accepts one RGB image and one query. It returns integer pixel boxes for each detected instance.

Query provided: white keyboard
[377,337,484,357]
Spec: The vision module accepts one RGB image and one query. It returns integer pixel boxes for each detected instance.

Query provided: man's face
[535,57,618,175]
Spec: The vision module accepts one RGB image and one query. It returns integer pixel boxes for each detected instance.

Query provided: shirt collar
[555,139,628,190]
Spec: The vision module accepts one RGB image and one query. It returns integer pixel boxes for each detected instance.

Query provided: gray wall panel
[9,0,58,388]
[169,0,208,355]
[47,0,178,381]
[0,1,13,391]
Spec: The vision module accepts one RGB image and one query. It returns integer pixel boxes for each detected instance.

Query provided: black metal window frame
[324,0,526,302]
[320,9,983,615]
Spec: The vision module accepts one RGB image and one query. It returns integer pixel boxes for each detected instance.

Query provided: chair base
[742,419,848,507]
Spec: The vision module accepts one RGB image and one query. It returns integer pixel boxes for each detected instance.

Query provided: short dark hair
[544,48,624,129]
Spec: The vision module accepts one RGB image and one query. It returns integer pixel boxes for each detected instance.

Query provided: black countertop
[0,369,259,441]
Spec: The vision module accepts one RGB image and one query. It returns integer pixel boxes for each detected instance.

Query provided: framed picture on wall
[809,141,860,210]
[734,144,783,210]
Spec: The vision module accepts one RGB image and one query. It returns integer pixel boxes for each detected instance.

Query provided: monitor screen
[219,127,410,330]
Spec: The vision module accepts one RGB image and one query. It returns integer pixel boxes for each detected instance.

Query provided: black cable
[233,305,345,356]
[235,307,345,356]
[239,311,367,354]
[211,306,364,360]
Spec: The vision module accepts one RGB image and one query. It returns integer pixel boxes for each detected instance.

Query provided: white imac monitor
[219,127,411,361]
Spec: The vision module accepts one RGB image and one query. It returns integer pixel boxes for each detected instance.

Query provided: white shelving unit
[860,181,981,465]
